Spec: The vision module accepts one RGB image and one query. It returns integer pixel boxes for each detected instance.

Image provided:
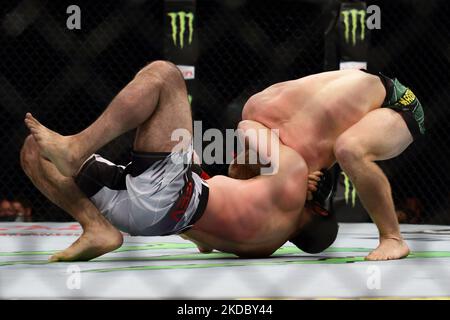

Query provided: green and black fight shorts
[366,70,426,139]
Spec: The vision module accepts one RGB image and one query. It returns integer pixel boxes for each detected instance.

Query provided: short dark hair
[289,209,339,254]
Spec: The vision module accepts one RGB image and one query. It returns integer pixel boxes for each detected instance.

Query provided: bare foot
[365,237,410,261]
[24,113,83,177]
[49,222,123,262]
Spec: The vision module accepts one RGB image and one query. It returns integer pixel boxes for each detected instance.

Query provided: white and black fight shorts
[74,144,209,236]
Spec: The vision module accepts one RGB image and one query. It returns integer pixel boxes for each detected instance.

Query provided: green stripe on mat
[1,243,450,272]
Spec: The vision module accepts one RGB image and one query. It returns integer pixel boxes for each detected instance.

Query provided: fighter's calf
[20,135,40,179]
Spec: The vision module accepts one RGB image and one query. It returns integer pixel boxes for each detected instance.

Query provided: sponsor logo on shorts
[398,88,416,106]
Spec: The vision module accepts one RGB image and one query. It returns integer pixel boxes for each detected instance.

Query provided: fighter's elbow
[291,160,308,181]
[237,119,256,133]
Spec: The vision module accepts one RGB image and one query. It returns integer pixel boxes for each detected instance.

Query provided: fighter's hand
[307,171,323,201]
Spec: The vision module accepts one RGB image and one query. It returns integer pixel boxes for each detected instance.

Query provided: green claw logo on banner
[167,11,194,49]
[341,9,366,46]
[341,171,357,207]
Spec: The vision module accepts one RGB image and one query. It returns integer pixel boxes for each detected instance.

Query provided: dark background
[0,0,449,223]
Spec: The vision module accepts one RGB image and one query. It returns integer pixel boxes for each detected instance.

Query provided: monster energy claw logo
[341,9,366,46]
[167,11,194,49]
[342,172,357,207]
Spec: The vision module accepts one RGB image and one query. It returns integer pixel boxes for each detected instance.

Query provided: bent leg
[132,61,192,153]
[334,108,413,261]
[25,60,189,176]
[20,135,123,261]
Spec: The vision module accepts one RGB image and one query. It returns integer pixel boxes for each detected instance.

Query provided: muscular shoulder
[205,175,274,230]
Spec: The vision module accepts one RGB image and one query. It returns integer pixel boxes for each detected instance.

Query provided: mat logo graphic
[342,171,357,207]
[341,5,381,46]
[167,11,194,49]
[366,266,381,290]
[66,265,81,290]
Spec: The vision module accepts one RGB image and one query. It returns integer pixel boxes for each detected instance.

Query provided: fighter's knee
[146,60,176,71]
[236,119,254,132]
[334,135,366,168]
[20,135,39,174]
[140,60,183,83]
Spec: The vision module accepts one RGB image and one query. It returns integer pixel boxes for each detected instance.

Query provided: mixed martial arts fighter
[21,60,318,261]
[238,68,425,260]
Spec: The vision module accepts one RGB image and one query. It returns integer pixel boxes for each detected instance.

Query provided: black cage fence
[0,0,449,223]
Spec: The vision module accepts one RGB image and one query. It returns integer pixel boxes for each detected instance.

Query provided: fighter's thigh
[334,108,413,162]
[134,62,193,153]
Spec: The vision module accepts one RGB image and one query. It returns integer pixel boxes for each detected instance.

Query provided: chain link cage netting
[0,0,449,224]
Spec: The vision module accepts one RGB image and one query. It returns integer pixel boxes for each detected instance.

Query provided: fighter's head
[289,206,339,254]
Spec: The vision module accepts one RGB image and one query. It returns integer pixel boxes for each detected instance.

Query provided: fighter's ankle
[379,233,403,242]
[82,219,109,231]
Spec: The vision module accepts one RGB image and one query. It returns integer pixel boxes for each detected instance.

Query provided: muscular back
[242,69,386,171]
